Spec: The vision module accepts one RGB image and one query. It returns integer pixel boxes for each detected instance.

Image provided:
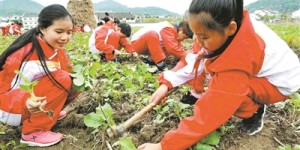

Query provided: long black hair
[0,4,74,91]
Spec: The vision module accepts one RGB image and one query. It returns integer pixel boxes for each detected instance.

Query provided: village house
[253,9,280,23]
[0,15,22,24]
[22,13,38,30]
[95,12,137,23]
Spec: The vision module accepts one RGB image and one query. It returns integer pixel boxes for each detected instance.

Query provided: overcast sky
[32,0,259,15]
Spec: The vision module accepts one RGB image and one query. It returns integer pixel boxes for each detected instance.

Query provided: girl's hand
[26,96,47,114]
[132,52,138,57]
[137,143,162,150]
[150,84,168,105]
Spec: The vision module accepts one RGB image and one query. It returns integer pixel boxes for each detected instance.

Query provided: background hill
[245,0,300,13]
[0,0,299,17]
[0,0,179,17]
[0,0,43,16]
[93,0,179,16]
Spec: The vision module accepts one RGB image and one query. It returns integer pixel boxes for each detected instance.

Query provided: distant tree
[67,0,97,28]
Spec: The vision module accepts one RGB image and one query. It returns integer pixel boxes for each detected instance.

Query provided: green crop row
[267,23,300,50]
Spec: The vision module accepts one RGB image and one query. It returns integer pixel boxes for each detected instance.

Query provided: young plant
[194,131,221,150]
[219,124,235,135]
[153,99,192,123]
[288,93,300,112]
[116,137,137,150]
[84,103,116,134]
[14,70,54,117]
[0,140,28,150]
[278,144,300,150]
[0,123,6,135]
[287,93,300,133]
[70,58,100,92]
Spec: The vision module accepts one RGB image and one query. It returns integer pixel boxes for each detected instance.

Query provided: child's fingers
[39,100,47,110]
[28,100,41,108]
[35,96,46,101]
[26,100,42,113]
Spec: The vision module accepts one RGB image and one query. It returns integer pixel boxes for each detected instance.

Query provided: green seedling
[14,70,54,117]
[194,131,221,150]
[84,103,116,134]
[117,137,137,150]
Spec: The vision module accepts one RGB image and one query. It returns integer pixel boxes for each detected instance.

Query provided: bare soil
[1,54,299,150]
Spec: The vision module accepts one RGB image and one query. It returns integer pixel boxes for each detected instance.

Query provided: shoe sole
[247,105,267,136]
[20,139,61,147]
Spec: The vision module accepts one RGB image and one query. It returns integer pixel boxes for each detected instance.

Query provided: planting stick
[106,88,176,137]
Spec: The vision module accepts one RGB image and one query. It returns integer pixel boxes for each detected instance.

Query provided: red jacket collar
[36,35,61,60]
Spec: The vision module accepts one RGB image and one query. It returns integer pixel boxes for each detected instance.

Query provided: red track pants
[21,70,72,134]
[132,31,166,64]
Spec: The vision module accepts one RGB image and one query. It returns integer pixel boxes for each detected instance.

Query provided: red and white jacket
[9,24,22,35]
[0,36,72,126]
[159,11,300,149]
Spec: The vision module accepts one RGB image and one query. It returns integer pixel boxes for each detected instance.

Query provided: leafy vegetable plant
[116,137,137,150]
[70,58,100,92]
[288,93,300,112]
[84,103,116,134]
[0,140,28,150]
[194,131,221,150]
[153,99,193,123]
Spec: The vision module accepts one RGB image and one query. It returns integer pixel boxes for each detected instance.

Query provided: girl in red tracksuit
[0,22,8,36]
[138,0,300,150]
[94,22,137,61]
[0,4,76,147]
[9,22,22,35]
[3,23,11,36]
[131,21,194,70]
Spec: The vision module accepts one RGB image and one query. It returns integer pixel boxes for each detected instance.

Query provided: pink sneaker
[58,111,67,120]
[20,131,63,147]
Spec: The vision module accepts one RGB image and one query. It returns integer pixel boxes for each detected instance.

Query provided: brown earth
[1,55,299,150]
[0,39,299,149]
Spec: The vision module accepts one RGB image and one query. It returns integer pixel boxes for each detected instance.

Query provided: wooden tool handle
[121,88,176,131]
[122,103,156,130]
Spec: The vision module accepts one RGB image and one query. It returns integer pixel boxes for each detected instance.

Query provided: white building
[292,9,300,19]
[22,13,38,30]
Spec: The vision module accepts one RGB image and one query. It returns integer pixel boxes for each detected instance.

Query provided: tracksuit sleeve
[0,49,31,113]
[159,52,205,89]
[160,71,250,150]
[160,27,186,58]
[119,37,134,53]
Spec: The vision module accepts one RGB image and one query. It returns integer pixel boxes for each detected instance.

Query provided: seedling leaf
[118,137,137,150]
[84,112,103,128]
